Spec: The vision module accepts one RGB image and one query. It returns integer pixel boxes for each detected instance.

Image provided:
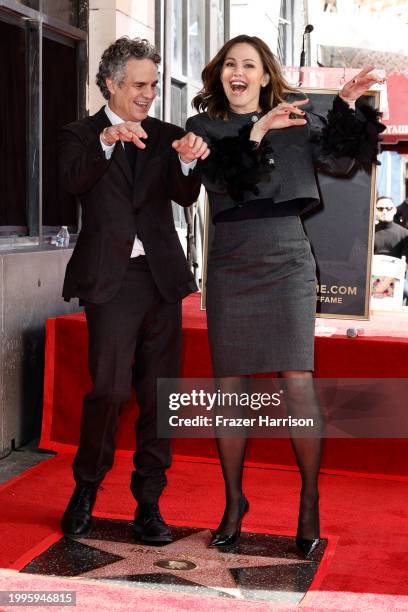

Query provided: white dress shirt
[100,105,197,258]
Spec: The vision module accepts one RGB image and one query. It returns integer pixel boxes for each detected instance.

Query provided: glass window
[278,0,293,65]
[216,0,224,52]
[209,0,224,58]
[0,19,27,235]
[42,0,79,28]
[188,0,205,83]
[42,36,78,230]
[172,0,183,75]
[0,1,85,244]
[14,1,39,8]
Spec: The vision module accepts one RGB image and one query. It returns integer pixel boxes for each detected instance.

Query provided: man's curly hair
[96,37,161,100]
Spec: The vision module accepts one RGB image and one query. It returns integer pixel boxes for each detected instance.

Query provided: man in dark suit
[375,196,408,259]
[59,37,209,543]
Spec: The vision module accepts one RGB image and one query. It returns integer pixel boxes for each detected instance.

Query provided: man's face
[106,58,158,122]
[376,198,396,223]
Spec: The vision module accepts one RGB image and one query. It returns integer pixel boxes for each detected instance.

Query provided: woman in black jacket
[186,34,384,556]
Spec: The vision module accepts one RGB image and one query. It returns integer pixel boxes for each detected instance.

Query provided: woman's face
[220,42,269,114]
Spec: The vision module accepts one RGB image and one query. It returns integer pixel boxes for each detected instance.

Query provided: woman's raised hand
[339,66,385,106]
[250,98,309,142]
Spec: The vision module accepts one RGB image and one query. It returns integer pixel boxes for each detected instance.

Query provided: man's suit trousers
[72,256,181,503]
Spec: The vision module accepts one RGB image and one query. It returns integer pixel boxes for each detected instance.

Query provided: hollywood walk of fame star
[76,529,309,598]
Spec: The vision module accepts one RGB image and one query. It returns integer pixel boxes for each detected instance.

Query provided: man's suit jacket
[59,107,201,304]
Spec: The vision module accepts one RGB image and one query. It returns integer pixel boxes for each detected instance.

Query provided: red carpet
[41,294,408,477]
[0,453,407,610]
[30,295,408,607]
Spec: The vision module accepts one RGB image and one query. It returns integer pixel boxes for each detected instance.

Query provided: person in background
[375,196,408,259]
[375,196,408,302]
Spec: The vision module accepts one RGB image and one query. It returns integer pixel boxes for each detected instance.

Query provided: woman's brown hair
[192,34,297,119]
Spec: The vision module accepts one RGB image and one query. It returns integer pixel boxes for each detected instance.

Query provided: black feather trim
[201,123,275,203]
[320,95,386,171]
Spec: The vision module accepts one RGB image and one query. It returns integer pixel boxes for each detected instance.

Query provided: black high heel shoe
[209,496,250,548]
[295,536,320,559]
[295,492,320,559]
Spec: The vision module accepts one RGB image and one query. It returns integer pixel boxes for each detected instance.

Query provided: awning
[381,73,408,144]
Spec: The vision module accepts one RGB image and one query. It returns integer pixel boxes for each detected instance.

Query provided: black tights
[214,376,249,535]
[283,372,322,540]
[214,372,322,539]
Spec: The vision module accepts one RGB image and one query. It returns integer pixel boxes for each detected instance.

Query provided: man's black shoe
[61,483,99,537]
[133,503,172,544]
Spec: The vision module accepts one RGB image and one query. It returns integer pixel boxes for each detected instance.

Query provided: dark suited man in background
[374,196,408,259]
[59,37,209,543]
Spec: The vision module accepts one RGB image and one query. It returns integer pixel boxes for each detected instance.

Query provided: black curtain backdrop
[0,20,27,228]
[42,36,77,228]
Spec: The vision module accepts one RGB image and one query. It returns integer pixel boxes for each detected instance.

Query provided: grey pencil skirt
[206,215,317,377]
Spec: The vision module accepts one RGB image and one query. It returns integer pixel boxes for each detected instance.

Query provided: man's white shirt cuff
[179,157,197,176]
[100,136,115,159]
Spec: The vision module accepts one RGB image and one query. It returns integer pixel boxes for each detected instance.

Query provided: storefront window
[0,19,27,234]
[0,1,86,244]
[42,36,78,229]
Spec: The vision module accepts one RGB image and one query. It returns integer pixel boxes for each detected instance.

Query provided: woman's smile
[220,42,268,113]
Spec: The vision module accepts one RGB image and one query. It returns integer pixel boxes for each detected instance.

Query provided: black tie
[124,141,137,172]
